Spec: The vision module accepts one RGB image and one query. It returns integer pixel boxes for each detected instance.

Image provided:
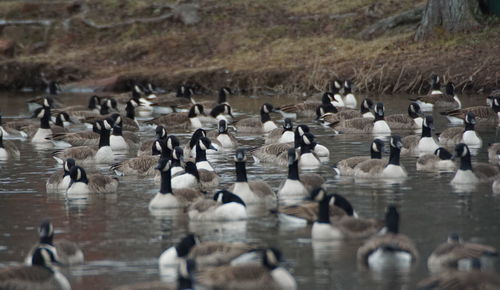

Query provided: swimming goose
[67,165,119,194]
[319,98,374,126]
[277,92,333,119]
[451,143,500,185]
[315,103,338,121]
[416,147,456,172]
[330,85,345,107]
[410,80,461,111]
[113,99,140,132]
[488,143,500,165]
[401,115,439,156]
[53,119,114,165]
[183,128,208,158]
[386,102,423,130]
[0,128,20,159]
[277,148,325,199]
[197,248,297,290]
[265,118,295,144]
[55,95,101,113]
[438,112,482,148]
[171,161,202,190]
[357,205,418,270]
[137,125,167,156]
[31,101,53,143]
[206,119,238,148]
[20,111,72,139]
[51,122,101,147]
[74,98,116,121]
[235,103,278,133]
[0,114,29,137]
[149,158,204,210]
[353,135,407,179]
[204,103,234,124]
[298,132,322,168]
[311,189,384,240]
[328,102,391,134]
[112,135,178,176]
[159,234,199,268]
[427,233,498,273]
[194,137,217,171]
[440,95,500,124]
[342,80,357,109]
[333,138,384,176]
[145,104,205,130]
[46,158,76,192]
[0,247,71,290]
[228,149,276,205]
[25,220,84,265]
[188,190,247,221]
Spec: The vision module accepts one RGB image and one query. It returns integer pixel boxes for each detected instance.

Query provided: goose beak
[209,144,218,151]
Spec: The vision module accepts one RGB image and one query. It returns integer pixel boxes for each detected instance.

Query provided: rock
[0,39,15,58]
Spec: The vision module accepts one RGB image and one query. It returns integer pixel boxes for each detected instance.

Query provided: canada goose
[67,165,119,194]
[0,247,71,290]
[451,143,500,185]
[416,147,456,172]
[75,98,117,121]
[277,92,333,119]
[319,98,374,126]
[357,205,418,270]
[159,234,199,267]
[328,102,391,134]
[410,80,461,111]
[228,149,276,205]
[112,136,178,176]
[183,128,208,158]
[385,102,423,130]
[110,124,140,151]
[277,148,325,200]
[25,220,84,265]
[206,119,238,148]
[197,248,297,290]
[85,99,140,131]
[439,112,482,148]
[342,80,357,109]
[145,104,205,130]
[427,233,498,273]
[0,114,29,137]
[137,125,167,156]
[31,101,53,143]
[440,95,500,124]
[0,128,20,159]
[171,161,202,190]
[188,190,247,221]
[333,138,384,176]
[417,258,500,290]
[170,146,185,177]
[488,143,500,165]
[311,189,384,240]
[149,158,204,210]
[330,84,345,107]
[194,137,217,171]
[20,111,72,139]
[401,115,439,156]
[46,158,76,192]
[204,103,234,123]
[315,103,338,121]
[55,95,101,113]
[52,119,114,165]
[235,103,278,133]
[297,132,321,168]
[354,135,407,179]
[51,122,101,147]
[265,118,294,144]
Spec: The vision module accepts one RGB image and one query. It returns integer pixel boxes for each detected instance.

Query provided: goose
[297,132,322,168]
[52,119,114,165]
[354,135,407,179]
[357,205,418,270]
[0,113,29,137]
[183,128,208,158]
[137,125,167,156]
[330,84,345,107]
[427,233,498,273]
[171,161,202,190]
[235,103,278,133]
[438,112,482,148]
[112,136,178,176]
[328,102,391,134]
[150,85,196,114]
[440,95,500,124]
[315,103,338,121]
[21,111,72,139]
[451,143,500,185]
[333,138,384,176]
[67,165,119,194]
[206,119,238,148]
[159,234,199,268]
[194,137,217,171]
[197,248,297,290]
[410,80,461,111]
[0,128,20,159]
[110,99,140,132]
[342,80,357,109]
[46,158,76,192]
[311,189,384,240]
[488,143,500,165]
[145,104,205,130]
[203,103,234,124]
[55,95,101,113]
[170,146,185,177]
[25,220,84,265]
[386,102,423,130]
[0,247,71,290]
[110,124,140,151]
[31,100,53,143]
[318,98,374,126]
[74,98,116,121]
[228,149,276,205]
[277,148,325,199]
[416,147,456,172]
[265,118,294,144]
[277,92,333,119]
[51,122,101,147]
[417,258,500,290]
[401,115,439,156]
[149,158,204,210]
[188,190,247,221]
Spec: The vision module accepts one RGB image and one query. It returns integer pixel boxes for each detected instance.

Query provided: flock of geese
[1,75,500,289]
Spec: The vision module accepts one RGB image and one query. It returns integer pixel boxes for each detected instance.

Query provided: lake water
[0,90,499,289]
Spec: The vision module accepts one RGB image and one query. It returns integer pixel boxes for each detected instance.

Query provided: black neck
[98,129,110,148]
[387,215,399,234]
[172,157,181,167]
[161,148,172,159]
[388,146,401,166]
[0,136,3,148]
[126,104,135,120]
[408,108,419,119]
[260,111,271,123]
[459,153,473,170]
[195,146,207,163]
[294,131,301,148]
[374,113,384,121]
[40,108,51,129]
[112,126,122,136]
[300,143,314,155]
[421,125,432,138]
[39,236,54,245]
[160,169,172,194]
[100,104,109,115]
[317,197,330,223]
[360,105,370,114]
[464,122,474,132]
[235,161,247,182]
[178,275,193,290]
[55,116,64,127]
[288,160,300,181]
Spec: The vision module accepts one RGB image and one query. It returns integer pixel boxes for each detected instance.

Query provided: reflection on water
[0,91,499,289]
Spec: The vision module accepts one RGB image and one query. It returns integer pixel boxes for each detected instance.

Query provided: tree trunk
[415,0,482,40]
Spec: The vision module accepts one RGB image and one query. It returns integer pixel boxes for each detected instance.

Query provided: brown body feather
[357,233,419,265]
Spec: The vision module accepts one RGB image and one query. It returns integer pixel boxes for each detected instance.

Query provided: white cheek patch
[303,136,311,145]
[155,141,162,152]
[315,191,324,201]
[263,106,269,113]
[116,116,121,124]
[462,146,468,157]
[104,120,111,130]
[38,109,45,118]
[64,162,69,171]
[217,193,223,203]
[44,99,50,107]
[266,251,278,265]
[329,196,335,206]
[167,138,172,149]
[298,127,304,135]
[77,168,82,180]
[199,141,207,151]
[96,122,102,130]
[372,142,379,152]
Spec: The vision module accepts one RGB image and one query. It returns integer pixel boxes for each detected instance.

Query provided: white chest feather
[171,166,184,177]
[462,131,482,147]
[197,160,214,171]
[263,121,278,132]
[59,175,71,191]
[313,144,329,157]
[214,203,247,221]
[172,174,197,189]
[363,112,375,119]
[382,164,407,178]
[451,169,479,184]
[312,223,343,240]
[418,137,439,154]
[299,153,321,169]
[0,148,7,159]
[217,134,234,147]
[149,193,180,209]
[271,267,297,290]
[373,120,391,134]
[54,271,72,290]
[95,146,114,163]
[413,117,423,129]
[367,248,412,270]
[189,117,203,129]
[158,246,179,268]
[278,179,307,197]
[110,135,129,150]
[278,131,294,144]
[67,182,89,195]
[417,100,433,111]
[32,128,52,143]
[343,94,357,109]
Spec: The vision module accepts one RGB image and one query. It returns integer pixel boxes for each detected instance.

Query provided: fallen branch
[359,6,424,40]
